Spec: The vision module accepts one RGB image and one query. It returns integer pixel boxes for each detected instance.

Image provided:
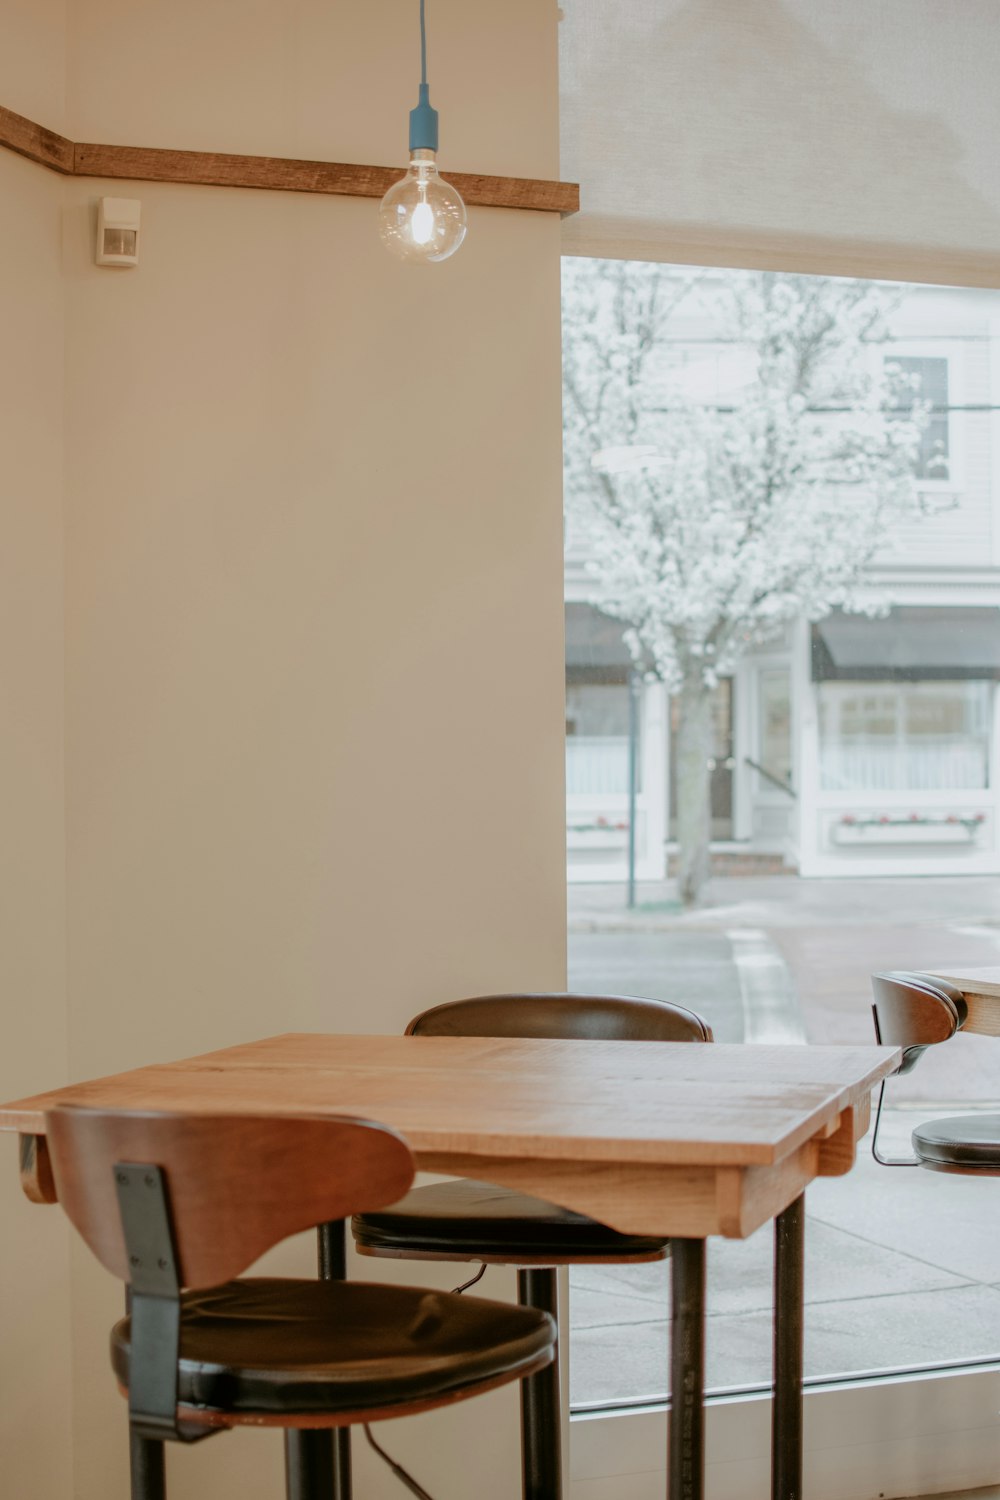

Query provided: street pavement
[569,874,1000,1100]
[566,874,1000,1406]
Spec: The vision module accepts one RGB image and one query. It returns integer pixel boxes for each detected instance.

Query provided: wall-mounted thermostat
[96,197,141,267]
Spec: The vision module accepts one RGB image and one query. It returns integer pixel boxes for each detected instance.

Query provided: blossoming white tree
[563,262,941,905]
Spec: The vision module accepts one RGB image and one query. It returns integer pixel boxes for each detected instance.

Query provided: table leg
[318,1220,353,1500]
[772,1194,805,1500]
[669,1238,706,1500]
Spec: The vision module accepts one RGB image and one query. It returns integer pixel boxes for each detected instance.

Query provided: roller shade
[559,0,1000,285]
[811,607,1000,681]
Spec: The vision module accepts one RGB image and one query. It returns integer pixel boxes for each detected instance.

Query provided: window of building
[566,682,639,795]
[887,353,950,480]
[818,679,990,791]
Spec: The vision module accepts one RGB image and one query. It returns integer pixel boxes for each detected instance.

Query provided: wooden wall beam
[0,106,579,216]
[74,143,579,215]
[0,105,74,174]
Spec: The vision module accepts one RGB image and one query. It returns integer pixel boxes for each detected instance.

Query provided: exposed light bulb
[379,149,467,263]
[380,3,467,265]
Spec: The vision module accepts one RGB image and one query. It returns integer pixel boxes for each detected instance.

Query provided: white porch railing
[566,736,635,796]
[820,741,987,792]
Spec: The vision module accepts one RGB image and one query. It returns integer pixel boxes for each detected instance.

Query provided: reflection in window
[818,680,990,791]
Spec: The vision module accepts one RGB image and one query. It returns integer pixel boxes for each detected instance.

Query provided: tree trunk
[675,676,713,906]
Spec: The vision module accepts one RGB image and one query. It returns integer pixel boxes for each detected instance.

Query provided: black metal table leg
[669,1238,706,1500]
[318,1220,352,1500]
[772,1195,805,1500]
[518,1267,563,1500]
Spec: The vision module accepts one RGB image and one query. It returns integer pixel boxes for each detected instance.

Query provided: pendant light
[378,0,467,263]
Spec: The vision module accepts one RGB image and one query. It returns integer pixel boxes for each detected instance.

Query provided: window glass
[819,681,990,791]
[564,259,1000,1411]
[758,669,792,788]
[566,683,639,795]
[889,354,950,480]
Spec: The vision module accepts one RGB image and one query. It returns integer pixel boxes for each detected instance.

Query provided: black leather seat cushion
[913,1114,1000,1171]
[110,1278,553,1416]
[352,1179,668,1261]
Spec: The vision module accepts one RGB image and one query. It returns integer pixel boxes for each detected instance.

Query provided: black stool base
[129,1428,166,1500]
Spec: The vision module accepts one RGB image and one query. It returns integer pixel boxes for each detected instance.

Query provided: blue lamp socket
[409,83,439,152]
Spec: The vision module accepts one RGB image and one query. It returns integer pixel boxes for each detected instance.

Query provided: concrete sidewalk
[570,1109,1000,1405]
[569,873,1000,931]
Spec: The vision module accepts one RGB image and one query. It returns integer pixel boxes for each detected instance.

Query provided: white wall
[1,2,568,1497]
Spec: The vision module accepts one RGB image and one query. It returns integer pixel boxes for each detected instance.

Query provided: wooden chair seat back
[407,992,712,1044]
[871,971,968,1075]
[45,1107,414,1289]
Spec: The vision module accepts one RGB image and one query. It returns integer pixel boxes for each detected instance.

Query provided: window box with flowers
[831,812,987,846]
[567,815,631,850]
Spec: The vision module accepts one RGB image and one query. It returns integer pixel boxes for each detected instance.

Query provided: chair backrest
[871,971,968,1075]
[45,1107,415,1290]
[407,992,713,1043]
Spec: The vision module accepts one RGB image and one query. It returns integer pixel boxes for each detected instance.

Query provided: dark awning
[812,607,1000,682]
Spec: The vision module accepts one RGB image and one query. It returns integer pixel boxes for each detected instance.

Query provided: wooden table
[924,967,1000,1036]
[1,1033,899,1500]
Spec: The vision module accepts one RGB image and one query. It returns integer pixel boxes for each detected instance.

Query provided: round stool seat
[353,1179,668,1263]
[111,1278,554,1419]
[913,1114,1000,1172]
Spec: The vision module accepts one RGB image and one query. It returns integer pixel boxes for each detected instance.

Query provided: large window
[818,680,991,791]
[564,259,1000,1500]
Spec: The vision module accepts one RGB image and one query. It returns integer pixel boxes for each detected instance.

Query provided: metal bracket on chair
[869,1080,920,1168]
[870,1009,920,1168]
[114,1163,214,1445]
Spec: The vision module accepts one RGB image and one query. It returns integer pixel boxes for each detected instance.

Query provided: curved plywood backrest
[45,1107,415,1289]
[871,971,968,1075]
[407,992,713,1044]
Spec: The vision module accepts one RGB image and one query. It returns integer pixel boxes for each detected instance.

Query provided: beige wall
[3,1,567,1496]
[0,148,72,1500]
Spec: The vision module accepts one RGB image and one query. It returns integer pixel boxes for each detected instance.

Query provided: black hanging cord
[451,1262,487,1294]
[364,1424,437,1500]
[361,1263,489,1495]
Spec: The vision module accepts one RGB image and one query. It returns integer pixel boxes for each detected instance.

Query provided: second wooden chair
[351,991,714,1500]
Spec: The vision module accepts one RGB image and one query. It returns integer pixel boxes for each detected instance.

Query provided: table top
[2,1033,898,1240]
[925,967,1000,1036]
[1,1031,896,1167]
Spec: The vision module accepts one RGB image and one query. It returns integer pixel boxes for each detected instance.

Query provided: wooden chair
[44,1105,556,1500]
[351,992,713,1500]
[871,970,1000,1172]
